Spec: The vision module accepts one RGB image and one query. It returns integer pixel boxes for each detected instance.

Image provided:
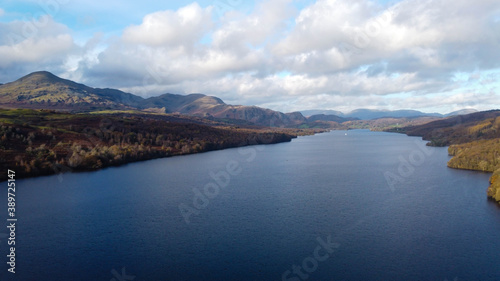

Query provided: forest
[0,109,314,181]
[389,110,500,146]
[448,139,500,202]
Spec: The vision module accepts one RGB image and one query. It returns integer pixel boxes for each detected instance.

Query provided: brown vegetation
[395,110,500,146]
[448,139,500,202]
[0,109,304,181]
[487,169,500,203]
[448,139,500,172]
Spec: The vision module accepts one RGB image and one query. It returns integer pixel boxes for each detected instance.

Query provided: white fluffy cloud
[122,3,213,49]
[1,0,499,113]
[0,34,73,67]
[79,0,295,90]
[0,15,76,79]
[277,0,500,75]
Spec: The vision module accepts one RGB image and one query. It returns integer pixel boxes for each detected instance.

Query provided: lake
[1,130,499,281]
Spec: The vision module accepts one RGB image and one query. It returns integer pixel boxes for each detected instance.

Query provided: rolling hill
[394,110,500,146]
[0,71,307,127]
[0,71,143,110]
[302,108,476,120]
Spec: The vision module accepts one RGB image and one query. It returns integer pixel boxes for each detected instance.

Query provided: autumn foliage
[0,109,299,181]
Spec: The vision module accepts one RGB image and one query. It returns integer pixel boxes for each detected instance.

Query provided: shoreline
[2,108,323,182]
[386,128,500,204]
[2,125,333,183]
[1,132,299,183]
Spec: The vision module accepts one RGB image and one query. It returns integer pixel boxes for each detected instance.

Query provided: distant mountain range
[301,108,478,120]
[0,71,480,127]
[306,114,359,123]
[0,71,308,127]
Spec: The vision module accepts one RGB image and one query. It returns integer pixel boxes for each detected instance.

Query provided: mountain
[301,109,344,117]
[4,72,479,128]
[0,71,143,110]
[303,108,479,120]
[307,114,358,123]
[393,110,500,146]
[301,109,443,120]
[139,93,306,126]
[140,93,225,114]
[445,108,478,117]
[0,71,306,127]
[344,109,442,120]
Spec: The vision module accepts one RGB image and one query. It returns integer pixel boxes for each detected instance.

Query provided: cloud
[1,0,499,113]
[79,1,294,91]
[276,0,500,74]
[0,8,4,17]
[80,0,500,113]
[274,0,376,55]
[212,0,294,51]
[0,35,73,66]
[122,3,213,49]
[0,15,77,82]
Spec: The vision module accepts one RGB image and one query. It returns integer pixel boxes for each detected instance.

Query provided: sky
[0,0,499,114]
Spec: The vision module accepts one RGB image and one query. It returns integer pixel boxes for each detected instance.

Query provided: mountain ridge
[0,71,484,127]
[0,71,143,110]
[390,109,500,146]
[0,71,305,127]
[302,108,478,120]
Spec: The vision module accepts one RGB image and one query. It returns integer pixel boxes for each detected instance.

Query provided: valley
[1,71,499,204]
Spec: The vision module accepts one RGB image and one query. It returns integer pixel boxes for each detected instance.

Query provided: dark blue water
[1,130,499,281]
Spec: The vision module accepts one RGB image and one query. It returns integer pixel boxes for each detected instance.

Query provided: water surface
[1,130,499,281]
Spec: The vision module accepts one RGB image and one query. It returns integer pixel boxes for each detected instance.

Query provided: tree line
[0,109,299,181]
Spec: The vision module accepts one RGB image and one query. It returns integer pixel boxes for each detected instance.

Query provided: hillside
[488,169,500,203]
[140,93,225,114]
[448,139,500,172]
[448,139,500,203]
[390,110,500,146]
[0,71,143,110]
[446,108,478,117]
[346,116,441,131]
[0,71,309,127]
[0,108,302,181]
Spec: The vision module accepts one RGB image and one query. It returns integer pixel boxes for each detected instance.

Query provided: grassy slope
[0,71,143,111]
[397,110,500,146]
[346,116,441,131]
